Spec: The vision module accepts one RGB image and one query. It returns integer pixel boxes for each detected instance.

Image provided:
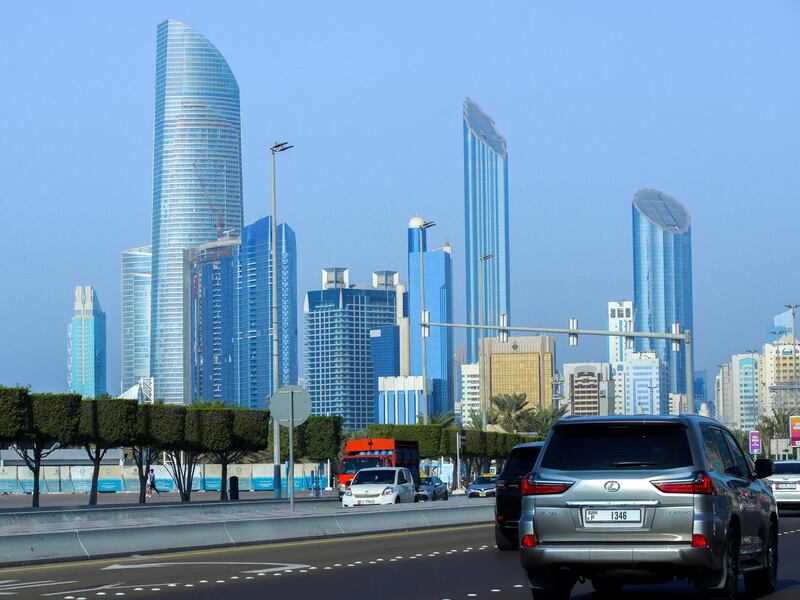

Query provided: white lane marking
[514,584,523,588]
[491,589,501,592]
[0,580,79,595]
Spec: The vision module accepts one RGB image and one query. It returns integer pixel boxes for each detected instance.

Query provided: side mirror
[755,458,773,479]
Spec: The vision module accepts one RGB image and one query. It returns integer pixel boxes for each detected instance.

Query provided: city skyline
[3,3,799,394]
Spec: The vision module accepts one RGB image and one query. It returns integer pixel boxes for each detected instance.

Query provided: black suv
[495,442,544,550]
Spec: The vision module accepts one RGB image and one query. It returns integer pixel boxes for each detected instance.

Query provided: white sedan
[341,467,416,507]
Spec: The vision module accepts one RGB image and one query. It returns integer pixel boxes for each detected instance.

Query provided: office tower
[772,309,794,339]
[68,286,106,398]
[236,218,297,409]
[121,246,151,393]
[632,189,693,394]
[305,269,400,430]
[376,376,431,425]
[693,370,708,414]
[715,364,734,427]
[730,353,762,431]
[484,336,556,410]
[408,217,453,416]
[608,300,634,363]
[460,363,481,426]
[563,363,614,416]
[150,20,243,404]
[617,351,669,415]
[463,98,511,363]
[187,236,239,404]
[761,337,800,413]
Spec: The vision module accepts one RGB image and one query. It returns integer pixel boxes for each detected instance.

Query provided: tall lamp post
[415,219,435,425]
[478,254,493,432]
[270,141,293,500]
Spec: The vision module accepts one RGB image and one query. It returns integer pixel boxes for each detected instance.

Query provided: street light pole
[270,142,293,500]
[417,220,435,425]
[478,254,493,432]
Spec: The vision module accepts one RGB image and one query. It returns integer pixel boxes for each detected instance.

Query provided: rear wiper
[611,461,658,468]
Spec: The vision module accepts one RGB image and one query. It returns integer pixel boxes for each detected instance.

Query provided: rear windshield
[352,469,396,485]
[774,463,800,475]
[501,447,542,479]
[474,476,496,485]
[540,423,693,471]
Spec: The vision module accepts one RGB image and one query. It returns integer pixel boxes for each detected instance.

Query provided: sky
[1,1,799,394]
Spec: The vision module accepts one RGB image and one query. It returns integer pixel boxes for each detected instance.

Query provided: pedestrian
[148,469,160,496]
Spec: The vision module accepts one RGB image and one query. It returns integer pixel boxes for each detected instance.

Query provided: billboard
[791,416,800,448]
[749,431,762,455]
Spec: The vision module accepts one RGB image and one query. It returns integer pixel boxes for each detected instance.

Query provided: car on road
[519,415,777,600]
[467,475,497,498]
[495,442,544,550]
[341,467,417,507]
[418,476,449,501]
[767,460,800,511]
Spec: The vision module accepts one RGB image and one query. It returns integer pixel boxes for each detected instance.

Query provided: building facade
[714,363,734,427]
[484,336,555,410]
[608,300,634,363]
[730,353,762,431]
[150,20,243,404]
[632,189,694,394]
[460,363,480,427]
[463,98,511,363]
[563,362,614,416]
[305,269,400,430]
[614,351,669,415]
[68,286,106,398]
[376,376,431,425]
[761,337,800,414]
[408,217,453,417]
[121,246,151,394]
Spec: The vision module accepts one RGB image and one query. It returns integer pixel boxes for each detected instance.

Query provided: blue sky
[2,1,799,393]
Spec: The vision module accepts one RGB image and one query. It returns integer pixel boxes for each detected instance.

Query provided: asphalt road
[1,514,800,599]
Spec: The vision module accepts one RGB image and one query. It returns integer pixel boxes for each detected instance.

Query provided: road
[0,514,799,599]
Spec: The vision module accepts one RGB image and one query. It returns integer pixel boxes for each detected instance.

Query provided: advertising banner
[203,464,222,491]
[749,431,762,455]
[792,416,800,448]
[0,466,18,493]
[97,466,123,492]
[252,464,273,490]
[228,464,253,491]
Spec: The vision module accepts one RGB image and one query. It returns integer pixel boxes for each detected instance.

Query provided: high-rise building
[408,217,453,417]
[772,309,794,339]
[563,362,614,416]
[460,363,480,427]
[608,300,634,363]
[68,286,106,398]
[376,376,431,425]
[693,370,709,414]
[614,351,669,415]
[121,246,151,394]
[761,336,800,414]
[305,268,400,430]
[632,189,693,394]
[484,336,556,410]
[150,20,243,404]
[715,363,734,427]
[730,353,762,431]
[463,98,511,363]
[236,218,297,409]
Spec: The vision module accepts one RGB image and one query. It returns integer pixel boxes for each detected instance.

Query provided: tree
[11,393,81,507]
[130,403,159,504]
[519,404,568,436]
[150,404,188,500]
[491,393,533,432]
[303,416,344,463]
[417,412,457,430]
[205,409,269,501]
[78,398,137,505]
[364,424,444,459]
[0,387,27,443]
[758,406,792,458]
[465,407,497,431]
[162,407,206,502]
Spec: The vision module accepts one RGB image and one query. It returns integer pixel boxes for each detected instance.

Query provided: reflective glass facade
[150,20,243,404]
[463,98,511,363]
[68,286,106,398]
[121,246,151,394]
[632,189,693,394]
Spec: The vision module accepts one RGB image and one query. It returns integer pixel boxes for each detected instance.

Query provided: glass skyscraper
[121,246,151,394]
[632,189,694,394]
[305,268,400,430]
[463,98,511,363]
[150,20,243,404]
[68,285,106,398]
[408,217,453,416]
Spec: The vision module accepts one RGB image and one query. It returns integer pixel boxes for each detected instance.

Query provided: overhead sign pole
[272,385,311,512]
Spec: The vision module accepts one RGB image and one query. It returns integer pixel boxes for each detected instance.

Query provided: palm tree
[418,412,457,429]
[758,406,793,458]
[465,407,497,430]
[491,393,533,432]
[519,404,568,437]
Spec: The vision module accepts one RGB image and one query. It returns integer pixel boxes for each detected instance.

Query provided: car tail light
[521,534,537,548]
[652,472,713,495]
[521,474,574,496]
[496,514,505,522]
[691,534,709,548]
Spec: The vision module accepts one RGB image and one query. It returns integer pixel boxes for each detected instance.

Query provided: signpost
[270,385,311,511]
[749,431,762,456]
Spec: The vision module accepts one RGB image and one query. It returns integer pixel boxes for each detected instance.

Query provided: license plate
[775,483,796,490]
[584,508,642,523]
[357,499,375,505]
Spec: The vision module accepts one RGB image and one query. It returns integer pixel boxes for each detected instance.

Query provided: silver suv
[519,416,777,600]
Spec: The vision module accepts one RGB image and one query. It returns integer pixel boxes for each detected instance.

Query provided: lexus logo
[604,481,621,493]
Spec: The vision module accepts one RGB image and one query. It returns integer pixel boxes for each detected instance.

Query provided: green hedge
[28,394,82,446]
[78,398,138,448]
[365,424,444,459]
[0,387,28,441]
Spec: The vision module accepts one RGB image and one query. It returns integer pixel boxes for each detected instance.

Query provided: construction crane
[193,161,225,239]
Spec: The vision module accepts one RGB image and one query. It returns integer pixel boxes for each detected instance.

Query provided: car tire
[495,525,518,551]
[592,579,623,596]
[443,490,448,501]
[744,521,778,596]
[394,496,400,504]
[701,529,740,600]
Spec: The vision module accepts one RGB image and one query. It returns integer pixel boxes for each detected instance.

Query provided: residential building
[305,268,400,430]
[730,353,762,431]
[715,364,734,427]
[483,336,556,411]
[376,376,431,425]
[150,20,243,404]
[632,189,694,394]
[761,336,800,413]
[563,362,614,416]
[121,246,151,394]
[615,351,669,415]
[408,217,453,417]
[460,363,480,427]
[463,98,511,363]
[608,300,634,363]
[68,286,106,398]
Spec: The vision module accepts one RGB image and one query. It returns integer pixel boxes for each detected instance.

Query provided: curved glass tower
[463,98,511,363]
[150,20,243,404]
[632,189,693,394]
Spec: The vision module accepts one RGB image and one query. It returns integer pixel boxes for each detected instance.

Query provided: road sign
[749,431,762,455]
[791,416,800,448]
[771,438,791,456]
[270,385,311,428]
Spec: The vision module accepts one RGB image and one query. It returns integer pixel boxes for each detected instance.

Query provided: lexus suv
[519,416,777,600]
[496,442,544,550]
